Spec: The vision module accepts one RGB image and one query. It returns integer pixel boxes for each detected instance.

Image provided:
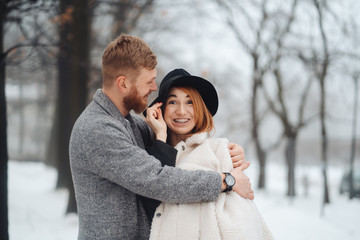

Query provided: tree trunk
[46,107,59,167]
[55,0,73,190]
[319,77,330,211]
[18,78,25,158]
[285,133,297,197]
[251,56,267,189]
[256,142,267,189]
[313,0,330,210]
[67,0,92,213]
[349,73,359,199]
[0,1,9,239]
[53,0,93,214]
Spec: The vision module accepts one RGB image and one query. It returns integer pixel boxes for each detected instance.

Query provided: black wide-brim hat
[144,68,218,117]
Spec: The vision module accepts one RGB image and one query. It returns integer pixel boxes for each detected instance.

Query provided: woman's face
[164,87,195,136]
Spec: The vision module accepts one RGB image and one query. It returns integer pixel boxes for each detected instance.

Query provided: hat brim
[144,75,218,117]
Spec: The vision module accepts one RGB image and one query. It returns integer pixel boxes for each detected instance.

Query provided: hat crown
[160,68,190,87]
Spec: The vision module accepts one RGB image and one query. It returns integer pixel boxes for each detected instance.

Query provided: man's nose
[151,81,158,91]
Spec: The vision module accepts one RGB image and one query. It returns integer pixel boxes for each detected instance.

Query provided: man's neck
[102,88,129,117]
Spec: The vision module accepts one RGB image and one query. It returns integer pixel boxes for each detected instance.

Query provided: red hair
[102,34,157,88]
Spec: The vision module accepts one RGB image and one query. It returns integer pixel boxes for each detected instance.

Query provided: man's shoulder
[131,114,146,125]
[131,114,149,131]
[73,101,127,135]
[130,114,152,145]
[75,101,108,126]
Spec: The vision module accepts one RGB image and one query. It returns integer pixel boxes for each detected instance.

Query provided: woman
[145,69,274,240]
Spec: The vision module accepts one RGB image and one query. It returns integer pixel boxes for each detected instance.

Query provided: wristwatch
[223,172,236,192]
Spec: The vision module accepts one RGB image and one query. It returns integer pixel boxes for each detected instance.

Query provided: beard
[123,85,148,114]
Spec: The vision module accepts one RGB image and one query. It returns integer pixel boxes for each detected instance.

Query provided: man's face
[123,68,157,114]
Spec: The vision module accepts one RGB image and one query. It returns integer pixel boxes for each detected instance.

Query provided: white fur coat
[150,133,274,240]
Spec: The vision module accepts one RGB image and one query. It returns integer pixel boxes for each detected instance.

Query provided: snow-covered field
[8,160,360,240]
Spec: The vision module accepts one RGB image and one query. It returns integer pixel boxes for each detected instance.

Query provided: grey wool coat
[69,89,222,240]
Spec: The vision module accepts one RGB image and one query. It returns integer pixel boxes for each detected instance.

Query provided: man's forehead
[140,67,156,76]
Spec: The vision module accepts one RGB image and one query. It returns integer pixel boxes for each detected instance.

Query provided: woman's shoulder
[191,134,230,155]
[182,133,228,148]
[206,136,229,149]
[177,132,208,150]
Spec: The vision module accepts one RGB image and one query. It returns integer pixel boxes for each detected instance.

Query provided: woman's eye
[168,100,175,105]
[187,100,193,104]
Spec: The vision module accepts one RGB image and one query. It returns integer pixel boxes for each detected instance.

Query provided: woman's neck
[168,132,188,147]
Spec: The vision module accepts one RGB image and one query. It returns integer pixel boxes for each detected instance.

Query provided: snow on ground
[8,160,360,240]
[9,161,78,240]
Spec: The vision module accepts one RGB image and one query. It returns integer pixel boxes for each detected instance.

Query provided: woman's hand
[228,143,247,169]
[145,102,167,142]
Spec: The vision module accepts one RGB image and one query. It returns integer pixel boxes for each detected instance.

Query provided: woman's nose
[175,104,186,114]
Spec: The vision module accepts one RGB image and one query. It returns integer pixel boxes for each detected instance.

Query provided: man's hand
[228,143,246,168]
[222,162,254,200]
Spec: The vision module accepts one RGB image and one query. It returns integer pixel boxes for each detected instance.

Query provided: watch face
[225,175,235,186]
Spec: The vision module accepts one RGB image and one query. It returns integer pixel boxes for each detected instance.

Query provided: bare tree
[296,0,343,207]
[343,15,360,200]
[215,0,295,189]
[264,54,316,198]
[312,0,331,211]
[215,0,340,198]
[293,0,360,205]
[349,72,359,199]
[249,0,333,198]
[107,0,155,37]
[0,2,9,238]
[262,0,316,197]
[1,0,57,238]
[215,0,269,189]
[86,0,156,92]
[49,0,95,214]
[6,5,58,162]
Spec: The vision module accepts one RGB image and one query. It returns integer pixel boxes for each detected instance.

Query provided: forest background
[1,0,359,239]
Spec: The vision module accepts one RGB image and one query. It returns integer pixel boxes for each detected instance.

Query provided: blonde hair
[102,34,157,88]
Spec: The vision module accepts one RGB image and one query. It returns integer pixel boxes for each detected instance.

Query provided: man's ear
[116,76,128,93]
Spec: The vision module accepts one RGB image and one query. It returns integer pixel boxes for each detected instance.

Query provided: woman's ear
[116,76,128,93]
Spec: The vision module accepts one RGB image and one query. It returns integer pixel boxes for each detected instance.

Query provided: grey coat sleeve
[81,120,221,204]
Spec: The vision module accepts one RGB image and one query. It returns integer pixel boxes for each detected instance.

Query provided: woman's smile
[173,118,190,123]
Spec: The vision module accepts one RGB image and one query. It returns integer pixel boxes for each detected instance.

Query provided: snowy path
[8,160,360,240]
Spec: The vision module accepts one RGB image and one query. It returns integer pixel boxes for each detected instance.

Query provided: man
[69,34,254,240]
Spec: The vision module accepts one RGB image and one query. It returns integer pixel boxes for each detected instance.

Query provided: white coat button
[182,145,185,151]
[156,213,161,217]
